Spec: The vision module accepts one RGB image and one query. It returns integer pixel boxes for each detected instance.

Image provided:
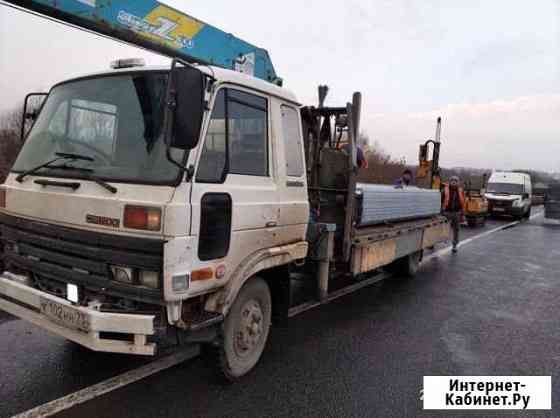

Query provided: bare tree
[0,97,47,181]
[0,106,25,181]
[356,135,407,185]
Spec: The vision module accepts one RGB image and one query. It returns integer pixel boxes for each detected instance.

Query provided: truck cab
[485,172,532,219]
[0,61,308,368]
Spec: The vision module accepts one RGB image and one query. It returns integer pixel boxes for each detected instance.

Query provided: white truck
[485,172,532,220]
[0,1,450,380]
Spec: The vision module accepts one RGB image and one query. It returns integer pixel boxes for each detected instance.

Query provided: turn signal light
[0,187,5,209]
[123,205,161,231]
[191,268,214,282]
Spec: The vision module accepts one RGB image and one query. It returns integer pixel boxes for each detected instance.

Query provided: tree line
[0,107,557,187]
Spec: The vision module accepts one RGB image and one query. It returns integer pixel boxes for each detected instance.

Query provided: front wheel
[218,277,271,381]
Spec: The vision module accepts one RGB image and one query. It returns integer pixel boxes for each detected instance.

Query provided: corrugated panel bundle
[356,184,441,227]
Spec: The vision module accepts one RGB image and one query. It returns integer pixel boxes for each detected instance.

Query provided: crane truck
[0,0,450,380]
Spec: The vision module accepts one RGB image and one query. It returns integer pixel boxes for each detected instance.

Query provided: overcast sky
[1,0,559,171]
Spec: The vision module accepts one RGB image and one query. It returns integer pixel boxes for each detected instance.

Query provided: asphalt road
[1,211,558,418]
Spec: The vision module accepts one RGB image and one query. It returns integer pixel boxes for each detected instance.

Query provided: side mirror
[166,63,206,151]
[21,92,48,142]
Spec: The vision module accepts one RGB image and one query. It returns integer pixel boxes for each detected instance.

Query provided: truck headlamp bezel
[110,266,135,284]
[138,270,161,290]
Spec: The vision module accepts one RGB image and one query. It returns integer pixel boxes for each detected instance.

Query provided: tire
[391,251,422,278]
[467,218,477,227]
[217,277,271,381]
[524,206,532,219]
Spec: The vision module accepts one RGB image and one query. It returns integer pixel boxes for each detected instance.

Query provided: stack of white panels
[356,184,441,226]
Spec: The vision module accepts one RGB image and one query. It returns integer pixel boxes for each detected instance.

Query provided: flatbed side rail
[353,215,449,245]
[351,216,450,276]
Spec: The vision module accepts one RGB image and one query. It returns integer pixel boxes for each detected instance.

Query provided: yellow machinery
[416,117,442,190]
[464,174,489,227]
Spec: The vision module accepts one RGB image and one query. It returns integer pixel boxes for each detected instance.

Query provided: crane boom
[3,0,281,84]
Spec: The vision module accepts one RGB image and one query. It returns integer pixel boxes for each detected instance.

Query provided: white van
[485,172,532,219]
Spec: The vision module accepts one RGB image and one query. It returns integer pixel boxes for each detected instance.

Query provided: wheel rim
[234,299,264,358]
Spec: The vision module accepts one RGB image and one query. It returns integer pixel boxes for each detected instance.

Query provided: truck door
[276,104,309,230]
[189,87,279,272]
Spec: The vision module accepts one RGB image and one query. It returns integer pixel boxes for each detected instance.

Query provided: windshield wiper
[43,165,118,194]
[16,152,94,183]
[86,175,118,194]
[54,152,94,162]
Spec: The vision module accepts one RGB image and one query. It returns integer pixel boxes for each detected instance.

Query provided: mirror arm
[163,86,187,173]
[165,146,186,173]
[185,164,195,182]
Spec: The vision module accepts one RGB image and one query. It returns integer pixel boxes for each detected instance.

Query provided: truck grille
[0,213,165,305]
[489,200,513,210]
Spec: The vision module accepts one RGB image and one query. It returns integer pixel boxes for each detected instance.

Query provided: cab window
[281,105,304,177]
[197,88,268,183]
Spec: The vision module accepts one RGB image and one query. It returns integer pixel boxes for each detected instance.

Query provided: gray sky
[1,0,559,171]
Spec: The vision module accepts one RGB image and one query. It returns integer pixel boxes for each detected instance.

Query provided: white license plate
[39,298,90,333]
[493,207,505,212]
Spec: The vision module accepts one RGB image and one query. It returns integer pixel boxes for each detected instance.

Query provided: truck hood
[1,173,182,237]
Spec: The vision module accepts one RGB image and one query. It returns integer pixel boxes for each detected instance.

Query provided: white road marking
[12,346,199,418]
[11,211,544,418]
[424,210,542,261]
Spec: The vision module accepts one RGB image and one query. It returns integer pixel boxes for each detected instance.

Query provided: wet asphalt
[1,211,559,418]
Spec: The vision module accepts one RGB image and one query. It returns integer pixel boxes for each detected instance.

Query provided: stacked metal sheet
[356,184,441,226]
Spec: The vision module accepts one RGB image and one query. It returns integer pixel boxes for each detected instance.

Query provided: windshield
[487,182,524,195]
[12,72,186,184]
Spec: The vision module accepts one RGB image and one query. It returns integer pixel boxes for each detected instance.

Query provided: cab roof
[54,64,300,105]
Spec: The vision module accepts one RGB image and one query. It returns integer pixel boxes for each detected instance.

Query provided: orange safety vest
[337,143,368,168]
[443,184,465,211]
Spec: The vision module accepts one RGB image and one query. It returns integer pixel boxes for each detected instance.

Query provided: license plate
[493,207,505,212]
[39,298,90,333]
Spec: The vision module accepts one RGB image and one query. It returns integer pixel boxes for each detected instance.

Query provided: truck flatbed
[290,215,450,317]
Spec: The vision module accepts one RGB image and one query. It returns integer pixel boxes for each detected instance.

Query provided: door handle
[265,221,277,228]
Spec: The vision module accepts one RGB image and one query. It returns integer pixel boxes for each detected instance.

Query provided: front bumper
[0,274,156,355]
[488,202,523,216]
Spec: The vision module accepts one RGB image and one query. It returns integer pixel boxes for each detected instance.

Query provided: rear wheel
[217,277,271,381]
[390,251,422,278]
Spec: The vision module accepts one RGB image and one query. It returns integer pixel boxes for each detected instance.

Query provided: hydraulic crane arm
[3,0,281,84]
[417,117,442,190]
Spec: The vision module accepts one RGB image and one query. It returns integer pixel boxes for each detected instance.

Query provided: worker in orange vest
[442,176,465,253]
[339,143,369,169]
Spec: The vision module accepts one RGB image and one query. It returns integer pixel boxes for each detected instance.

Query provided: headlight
[111,266,134,284]
[512,199,522,207]
[110,266,161,290]
[139,270,160,289]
